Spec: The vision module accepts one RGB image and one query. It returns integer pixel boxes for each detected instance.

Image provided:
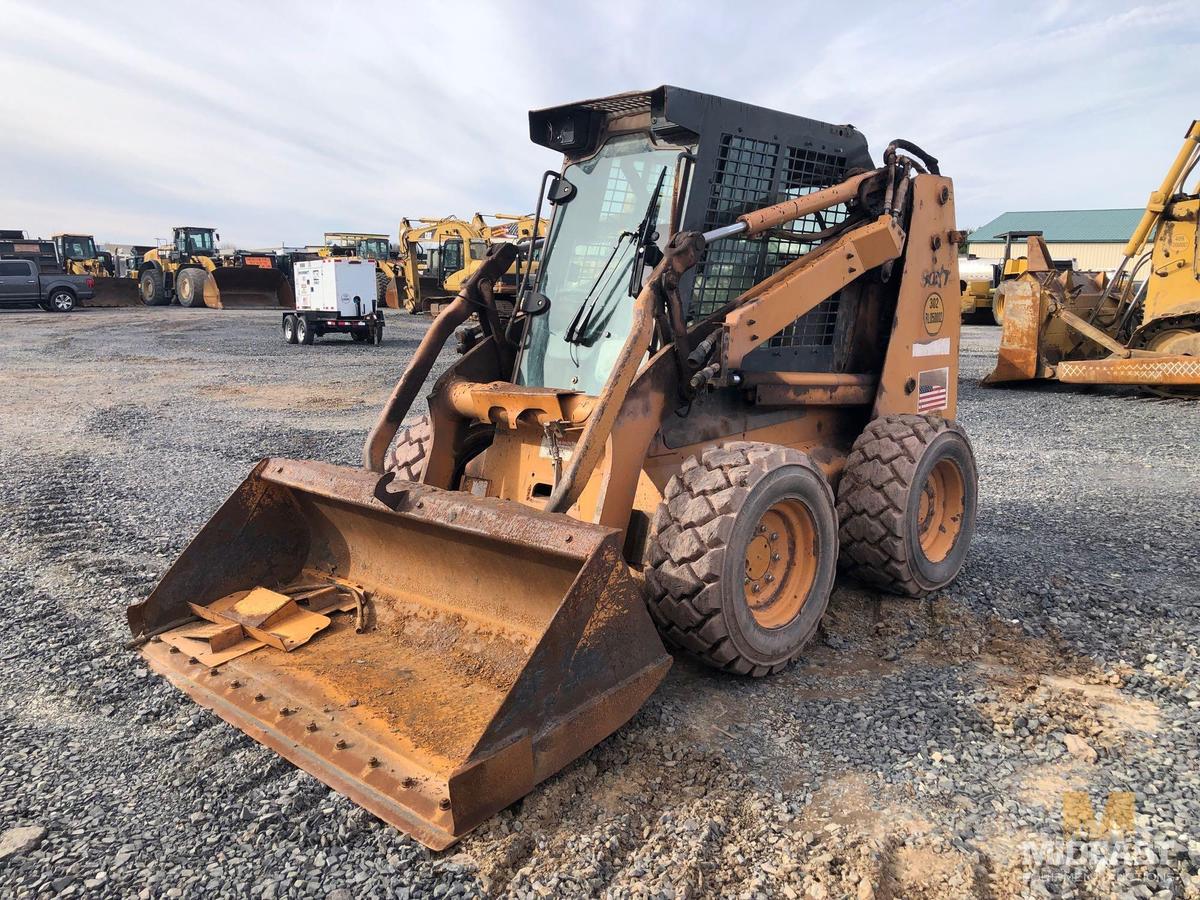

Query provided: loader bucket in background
[83,277,141,307]
[128,458,671,849]
[983,281,1044,384]
[203,268,295,309]
[384,278,401,310]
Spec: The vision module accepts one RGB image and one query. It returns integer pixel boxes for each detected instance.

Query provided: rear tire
[646,442,838,676]
[140,269,168,306]
[176,269,206,308]
[990,292,1006,326]
[48,289,76,312]
[283,315,298,344]
[836,414,978,598]
[296,316,313,345]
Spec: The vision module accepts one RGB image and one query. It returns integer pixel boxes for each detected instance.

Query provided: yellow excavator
[986,120,1200,394]
[393,217,491,313]
[128,86,977,849]
[137,226,292,309]
[52,233,141,307]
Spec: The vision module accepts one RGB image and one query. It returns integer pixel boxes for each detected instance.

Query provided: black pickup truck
[0,258,96,311]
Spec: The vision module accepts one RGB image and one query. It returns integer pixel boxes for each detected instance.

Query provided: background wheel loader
[985,120,1200,395]
[137,226,292,309]
[52,233,142,307]
[128,86,978,850]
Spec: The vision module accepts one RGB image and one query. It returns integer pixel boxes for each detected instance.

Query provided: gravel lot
[1,308,1198,899]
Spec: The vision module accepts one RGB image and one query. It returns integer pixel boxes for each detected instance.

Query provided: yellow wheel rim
[917,458,965,563]
[743,499,817,629]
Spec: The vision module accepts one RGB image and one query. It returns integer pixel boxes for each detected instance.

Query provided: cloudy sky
[1,1,1196,247]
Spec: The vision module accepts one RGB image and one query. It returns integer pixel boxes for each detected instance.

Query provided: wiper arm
[626,166,669,298]
[564,231,634,345]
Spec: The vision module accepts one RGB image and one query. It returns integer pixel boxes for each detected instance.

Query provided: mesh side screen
[692,138,849,352]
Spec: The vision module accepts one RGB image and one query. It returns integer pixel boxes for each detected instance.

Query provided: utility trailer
[283,257,384,345]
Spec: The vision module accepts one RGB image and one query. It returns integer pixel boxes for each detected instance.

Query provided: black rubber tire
[352,330,367,343]
[384,415,432,481]
[175,268,206,308]
[383,414,493,486]
[836,414,978,598]
[47,289,76,312]
[296,316,314,345]
[372,322,384,345]
[645,442,839,677]
[140,269,168,306]
[376,271,389,308]
[283,315,298,344]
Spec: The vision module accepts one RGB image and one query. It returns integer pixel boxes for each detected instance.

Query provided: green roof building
[965,209,1142,271]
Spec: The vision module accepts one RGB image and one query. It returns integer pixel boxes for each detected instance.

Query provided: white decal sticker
[917,367,949,413]
[913,337,951,358]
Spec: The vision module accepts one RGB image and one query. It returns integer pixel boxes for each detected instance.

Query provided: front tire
[836,414,978,597]
[140,269,168,306]
[48,289,76,312]
[646,442,839,676]
[175,269,207,308]
[283,315,298,344]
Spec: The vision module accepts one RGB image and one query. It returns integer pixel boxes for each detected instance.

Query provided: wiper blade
[626,166,669,298]
[564,231,634,345]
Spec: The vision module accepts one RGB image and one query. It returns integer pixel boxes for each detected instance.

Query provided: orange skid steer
[129,87,979,848]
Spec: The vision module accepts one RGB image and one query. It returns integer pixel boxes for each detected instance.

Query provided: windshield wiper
[564,230,635,345]
[564,166,670,348]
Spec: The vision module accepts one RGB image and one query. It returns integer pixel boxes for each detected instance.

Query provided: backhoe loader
[52,233,141,307]
[128,86,978,849]
[137,226,292,309]
[985,120,1200,395]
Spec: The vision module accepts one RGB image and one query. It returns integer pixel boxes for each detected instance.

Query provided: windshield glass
[63,237,96,259]
[517,135,678,394]
[181,230,214,253]
[358,239,389,259]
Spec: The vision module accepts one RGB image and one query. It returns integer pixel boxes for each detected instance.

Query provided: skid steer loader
[52,233,141,307]
[985,120,1200,395]
[137,226,293,309]
[128,86,978,849]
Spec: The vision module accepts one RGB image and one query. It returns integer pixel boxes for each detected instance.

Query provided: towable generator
[129,87,978,848]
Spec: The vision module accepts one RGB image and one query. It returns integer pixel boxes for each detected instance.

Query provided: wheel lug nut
[751,583,761,593]
[765,574,775,583]
[769,532,778,541]
[771,553,781,561]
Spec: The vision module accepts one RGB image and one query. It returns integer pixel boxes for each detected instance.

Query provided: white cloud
[1,0,1196,243]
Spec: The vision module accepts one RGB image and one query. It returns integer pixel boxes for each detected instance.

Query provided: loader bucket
[982,281,1044,384]
[83,277,141,307]
[203,268,295,309]
[128,458,671,849]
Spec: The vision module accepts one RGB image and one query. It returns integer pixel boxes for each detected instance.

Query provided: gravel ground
[0,307,1198,899]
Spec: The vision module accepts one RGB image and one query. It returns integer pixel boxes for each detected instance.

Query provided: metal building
[965,209,1143,272]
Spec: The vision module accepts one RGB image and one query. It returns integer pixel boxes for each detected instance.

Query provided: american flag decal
[917,367,949,413]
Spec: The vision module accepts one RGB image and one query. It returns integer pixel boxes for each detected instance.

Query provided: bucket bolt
[306,722,319,733]
[230,680,242,689]
[254,693,266,703]
[279,707,293,717]
[439,798,451,811]
[335,739,348,750]
[368,757,380,768]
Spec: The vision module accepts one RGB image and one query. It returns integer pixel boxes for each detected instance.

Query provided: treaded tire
[645,442,838,677]
[283,315,298,344]
[176,268,206,307]
[140,269,168,306]
[384,415,432,481]
[836,414,978,598]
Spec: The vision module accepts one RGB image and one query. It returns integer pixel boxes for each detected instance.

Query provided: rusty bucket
[203,267,295,309]
[128,458,670,849]
[83,276,141,307]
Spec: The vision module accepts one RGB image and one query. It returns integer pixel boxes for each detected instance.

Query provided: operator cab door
[0,260,37,302]
[439,238,464,285]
